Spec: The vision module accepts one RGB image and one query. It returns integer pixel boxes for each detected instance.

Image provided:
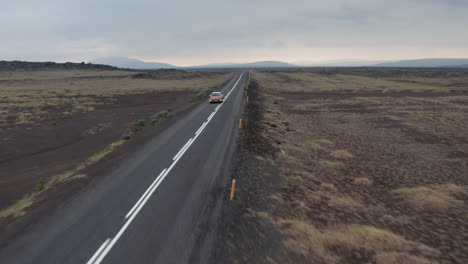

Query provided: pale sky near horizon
[1,0,468,66]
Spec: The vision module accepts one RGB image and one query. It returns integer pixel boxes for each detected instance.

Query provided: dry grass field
[0,69,231,125]
[216,68,468,264]
[0,69,234,221]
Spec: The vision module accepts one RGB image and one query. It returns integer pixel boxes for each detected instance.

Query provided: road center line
[195,122,207,135]
[195,122,208,136]
[207,112,215,121]
[87,72,244,264]
[124,168,167,219]
[87,238,111,264]
[173,138,193,161]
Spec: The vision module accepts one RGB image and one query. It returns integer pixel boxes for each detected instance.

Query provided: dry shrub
[81,122,111,136]
[392,184,467,211]
[275,218,439,264]
[269,193,285,206]
[320,183,337,192]
[380,215,412,226]
[327,196,365,211]
[375,252,436,264]
[304,140,323,151]
[320,160,344,168]
[291,200,310,216]
[330,149,354,159]
[300,170,316,180]
[316,139,333,145]
[293,103,316,111]
[278,218,337,263]
[304,139,334,151]
[353,177,372,186]
[255,155,266,161]
[325,225,438,256]
[282,155,310,171]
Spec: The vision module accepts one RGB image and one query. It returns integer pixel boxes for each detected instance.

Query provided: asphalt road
[0,72,247,264]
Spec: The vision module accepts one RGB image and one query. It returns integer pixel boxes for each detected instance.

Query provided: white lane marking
[87,238,111,264]
[125,169,167,219]
[173,138,193,161]
[173,139,194,161]
[195,122,208,136]
[215,105,221,111]
[207,112,215,121]
[95,168,171,263]
[195,122,207,135]
[87,72,245,264]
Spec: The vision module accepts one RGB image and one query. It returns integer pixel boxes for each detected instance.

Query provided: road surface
[0,72,247,264]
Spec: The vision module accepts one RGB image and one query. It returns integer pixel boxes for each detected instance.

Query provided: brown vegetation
[0,68,234,221]
[216,68,468,264]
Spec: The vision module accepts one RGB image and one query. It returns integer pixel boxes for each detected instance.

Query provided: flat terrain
[0,72,247,264]
[0,69,234,219]
[214,68,468,264]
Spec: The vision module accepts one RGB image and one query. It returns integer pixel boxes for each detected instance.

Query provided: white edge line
[172,138,193,161]
[88,72,245,264]
[124,169,167,219]
[87,238,111,264]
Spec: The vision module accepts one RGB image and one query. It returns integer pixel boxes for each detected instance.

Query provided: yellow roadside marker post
[239,119,243,128]
[230,179,236,200]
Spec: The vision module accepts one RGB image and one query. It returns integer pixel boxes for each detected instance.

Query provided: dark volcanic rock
[0,60,121,71]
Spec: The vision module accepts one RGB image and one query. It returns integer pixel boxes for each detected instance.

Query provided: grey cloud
[1,0,467,64]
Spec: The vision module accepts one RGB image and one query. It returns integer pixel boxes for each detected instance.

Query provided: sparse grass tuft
[316,139,334,145]
[304,140,323,150]
[121,132,132,140]
[353,177,372,186]
[0,140,125,219]
[330,149,354,159]
[87,140,124,164]
[327,196,364,211]
[0,193,36,219]
[375,252,437,264]
[392,184,467,211]
[35,179,46,191]
[136,120,146,127]
[320,182,337,192]
[269,193,285,205]
[274,218,439,263]
[255,155,266,161]
[82,123,111,137]
[320,160,344,168]
[150,110,169,124]
[304,139,334,151]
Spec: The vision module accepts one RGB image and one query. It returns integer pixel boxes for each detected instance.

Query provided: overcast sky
[1,0,467,66]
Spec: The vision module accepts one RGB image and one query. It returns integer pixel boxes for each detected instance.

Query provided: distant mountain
[372,58,468,68]
[293,60,393,67]
[88,57,176,69]
[443,64,468,68]
[191,61,295,69]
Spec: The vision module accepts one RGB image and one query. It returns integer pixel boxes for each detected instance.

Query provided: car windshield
[211,92,221,96]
